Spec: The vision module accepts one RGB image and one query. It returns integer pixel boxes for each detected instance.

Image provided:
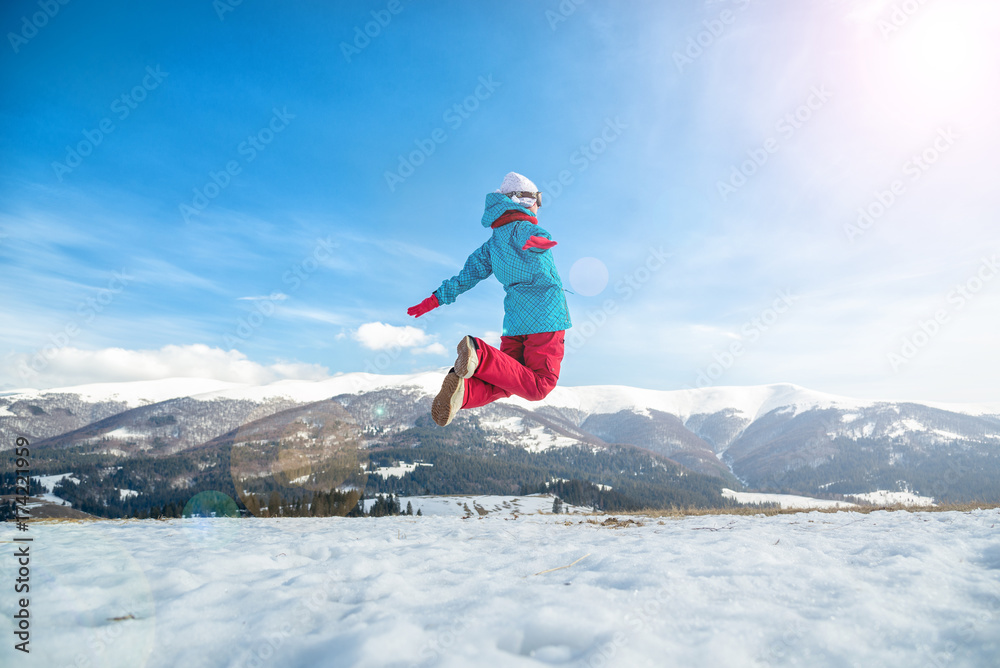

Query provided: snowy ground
[27,473,77,507]
[2,509,998,668]
[721,488,856,510]
[848,490,936,506]
[369,462,434,480]
[363,494,591,517]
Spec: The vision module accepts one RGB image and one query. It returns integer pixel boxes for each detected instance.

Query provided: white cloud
[3,344,329,390]
[481,331,502,347]
[352,322,432,350]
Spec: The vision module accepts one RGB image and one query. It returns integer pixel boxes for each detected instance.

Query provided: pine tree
[552,496,563,514]
[268,491,282,517]
[244,494,261,517]
[406,501,413,516]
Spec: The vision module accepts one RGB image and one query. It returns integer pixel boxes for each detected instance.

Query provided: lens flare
[570,257,610,297]
[228,400,366,520]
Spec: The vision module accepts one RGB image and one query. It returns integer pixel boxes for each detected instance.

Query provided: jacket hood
[481,192,534,228]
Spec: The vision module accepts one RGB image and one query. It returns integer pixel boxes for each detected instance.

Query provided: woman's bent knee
[522,383,556,402]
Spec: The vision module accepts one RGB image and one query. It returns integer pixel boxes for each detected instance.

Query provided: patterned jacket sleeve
[434,242,493,305]
[513,222,554,254]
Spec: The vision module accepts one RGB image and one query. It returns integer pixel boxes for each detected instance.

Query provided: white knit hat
[498,171,538,194]
[497,172,539,208]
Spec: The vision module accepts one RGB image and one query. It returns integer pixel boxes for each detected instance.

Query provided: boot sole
[431,372,464,426]
[455,336,479,379]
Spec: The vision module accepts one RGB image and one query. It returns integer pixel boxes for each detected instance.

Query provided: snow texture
[482,416,582,453]
[721,488,855,510]
[7,377,243,407]
[3,509,998,668]
[369,462,433,480]
[849,490,936,506]
[29,473,78,506]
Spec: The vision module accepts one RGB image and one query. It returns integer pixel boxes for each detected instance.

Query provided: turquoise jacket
[433,193,572,337]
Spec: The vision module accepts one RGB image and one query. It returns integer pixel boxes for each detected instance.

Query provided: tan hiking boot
[431,371,464,426]
[455,335,479,379]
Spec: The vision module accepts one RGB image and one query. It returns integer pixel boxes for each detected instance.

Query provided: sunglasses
[510,191,542,207]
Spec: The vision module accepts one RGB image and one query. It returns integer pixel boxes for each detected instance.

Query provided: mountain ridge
[4,374,1000,509]
[6,373,999,420]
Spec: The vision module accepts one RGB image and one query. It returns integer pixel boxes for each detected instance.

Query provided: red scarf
[491,210,538,228]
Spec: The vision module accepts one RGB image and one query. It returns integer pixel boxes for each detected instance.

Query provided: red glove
[407,294,439,317]
[522,236,557,251]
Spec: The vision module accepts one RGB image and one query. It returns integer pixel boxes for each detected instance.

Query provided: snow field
[2,509,998,668]
[722,488,855,510]
[362,494,590,517]
[28,473,78,507]
[368,462,434,480]
[480,416,583,453]
[848,490,936,506]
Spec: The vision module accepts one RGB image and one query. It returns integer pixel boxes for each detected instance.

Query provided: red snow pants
[461,331,565,409]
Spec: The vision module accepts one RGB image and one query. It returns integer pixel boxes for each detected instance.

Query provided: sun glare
[852,0,999,128]
[890,7,986,88]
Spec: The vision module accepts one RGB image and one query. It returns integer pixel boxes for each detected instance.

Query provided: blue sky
[2,0,999,403]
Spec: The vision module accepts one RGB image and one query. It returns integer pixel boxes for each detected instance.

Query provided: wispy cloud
[277,306,352,326]
[238,293,288,301]
[338,231,455,267]
[132,257,225,293]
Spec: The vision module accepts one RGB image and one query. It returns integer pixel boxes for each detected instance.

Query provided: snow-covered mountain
[3,374,1000,502]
